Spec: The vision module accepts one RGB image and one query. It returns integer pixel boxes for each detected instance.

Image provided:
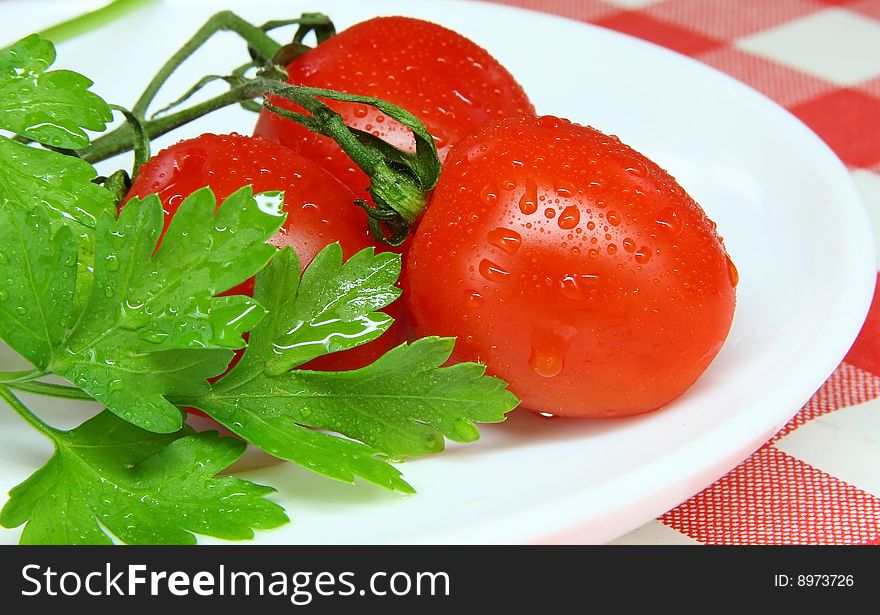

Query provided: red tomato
[405,116,737,418]
[124,133,402,372]
[254,16,534,199]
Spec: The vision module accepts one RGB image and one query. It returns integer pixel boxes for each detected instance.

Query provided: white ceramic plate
[0,0,875,544]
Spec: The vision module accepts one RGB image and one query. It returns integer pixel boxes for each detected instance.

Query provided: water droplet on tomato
[487,228,522,254]
[559,273,599,301]
[655,207,682,236]
[254,191,285,216]
[167,193,184,209]
[480,186,498,205]
[607,210,621,226]
[538,115,561,129]
[634,247,652,264]
[556,184,573,198]
[353,107,368,118]
[607,243,617,255]
[559,275,581,300]
[529,346,563,378]
[544,208,556,219]
[519,179,538,215]
[464,290,484,308]
[479,259,511,283]
[557,206,580,229]
[452,89,479,107]
[624,158,648,177]
[726,254,739,287]
[623,238,636,253]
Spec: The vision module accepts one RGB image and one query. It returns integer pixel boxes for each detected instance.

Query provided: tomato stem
[260,13,336,45]
[81,76,441,245]
[128,11,335,121]
[109,104,150,178]
[79,79,270,163]
[131,10,283,119]
[264,85,441,244]
[73,9,436,244]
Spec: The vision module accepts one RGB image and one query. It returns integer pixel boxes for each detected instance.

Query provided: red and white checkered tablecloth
[479,0,880,545]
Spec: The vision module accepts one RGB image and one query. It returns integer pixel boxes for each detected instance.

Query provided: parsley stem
[37,0,159,45]
[0,385,58,439]
[7,380,95,402]
[0,369,42,384]
[7,379,188,406]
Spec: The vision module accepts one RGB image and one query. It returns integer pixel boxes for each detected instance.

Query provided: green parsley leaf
[0,185,285,433]
[0,411,288,545]
[296,338,517,456]
[202,337,517,459]
[0,136,115,229]
[257,243,401,374]
[0,36,116,314]
[0,35,114,313]
[191,247,411,492]
[189,246,519,490]
[0,137,113,316]
[0,206,76,370]
[0,34,113,149]
[56,186,284,432]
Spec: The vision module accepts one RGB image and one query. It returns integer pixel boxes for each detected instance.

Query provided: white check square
[737,8,880,86]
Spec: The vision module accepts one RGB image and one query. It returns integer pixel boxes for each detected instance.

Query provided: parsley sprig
[0,33,519,544]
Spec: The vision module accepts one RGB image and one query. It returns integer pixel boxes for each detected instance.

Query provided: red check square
[848,0,880,20]
[790,89,880,168]
[856,75,880,98]
[845,273,880,377]
[592,11,724,56]
[696,47,837,107]
[661,446,880,544]
[773,361,880,440]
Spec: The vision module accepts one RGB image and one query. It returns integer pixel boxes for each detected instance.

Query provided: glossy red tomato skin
[124,133,402,372]
[126,133,373,272]
[405,116,737,418]
[253,16,535,199]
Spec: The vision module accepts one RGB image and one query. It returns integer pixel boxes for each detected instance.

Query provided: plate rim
[0,0,875,545]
